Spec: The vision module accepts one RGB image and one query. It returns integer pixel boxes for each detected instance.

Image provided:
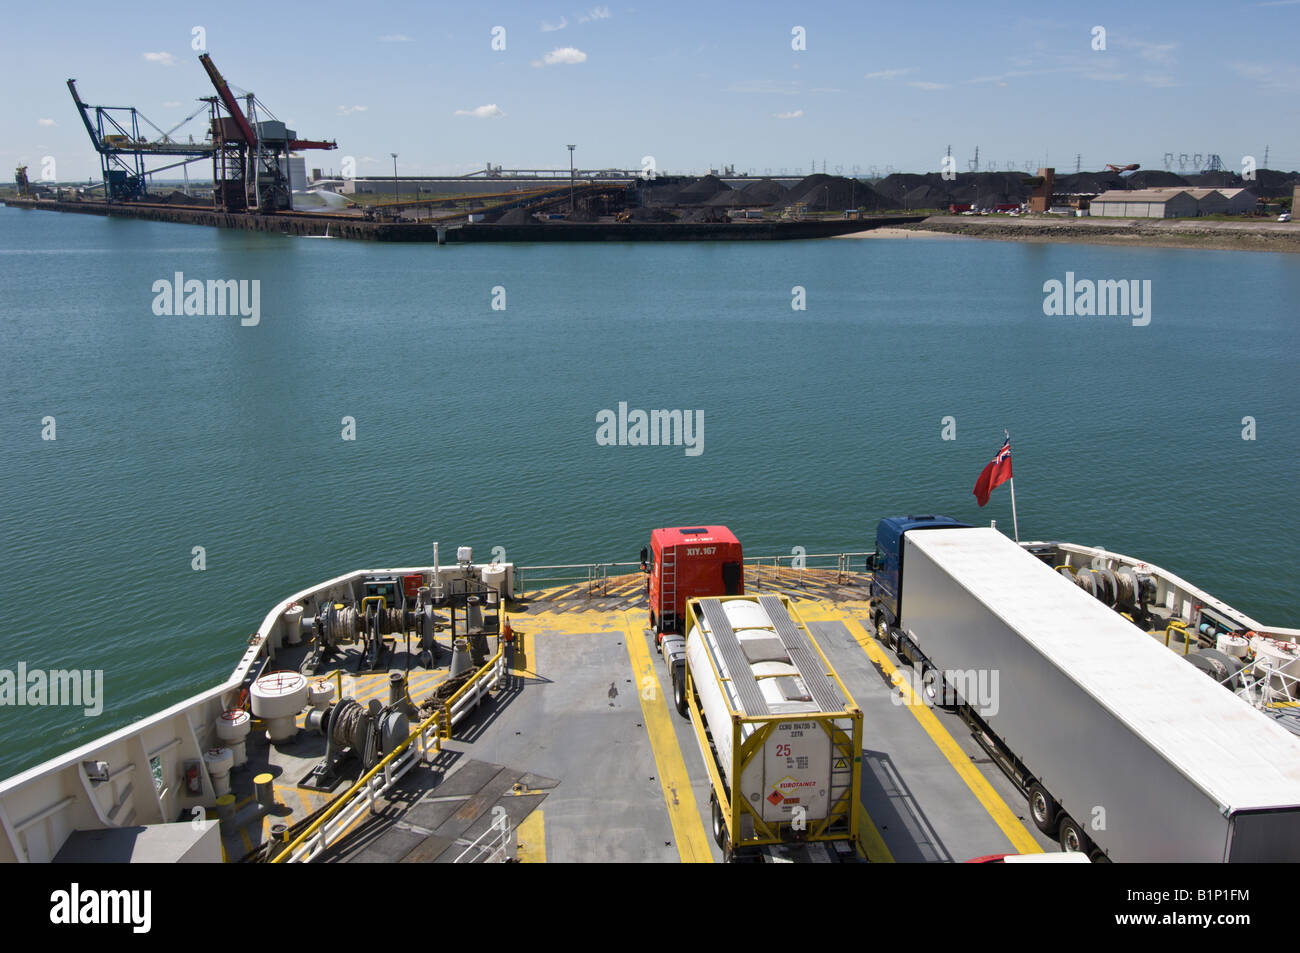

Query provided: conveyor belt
[758,595,845,713]
[698,598,770,716]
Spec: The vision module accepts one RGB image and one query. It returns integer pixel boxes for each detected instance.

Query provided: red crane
[197,52,335,211]
[197,53,336,151]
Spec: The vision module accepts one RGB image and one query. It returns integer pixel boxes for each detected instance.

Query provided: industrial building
[1091,189,1199,218]
[1090,186,1257,218]
[1217,188,1258,215]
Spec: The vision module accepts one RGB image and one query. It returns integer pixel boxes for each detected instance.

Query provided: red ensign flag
[973,435,1013,507]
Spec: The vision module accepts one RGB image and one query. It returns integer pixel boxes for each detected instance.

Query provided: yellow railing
[1165,620,1192,655]
[271,642,506,863]
[438,642,506,739]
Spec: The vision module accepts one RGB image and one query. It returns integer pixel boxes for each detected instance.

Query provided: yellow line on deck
[840,615,1042,855]
[621,610,714,863]
[516,809,546,862]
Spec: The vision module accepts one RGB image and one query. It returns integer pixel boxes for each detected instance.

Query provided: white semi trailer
[869,520,1300,862]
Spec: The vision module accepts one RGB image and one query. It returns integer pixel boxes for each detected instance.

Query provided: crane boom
[66,79,104,152]
[198,53,256,144]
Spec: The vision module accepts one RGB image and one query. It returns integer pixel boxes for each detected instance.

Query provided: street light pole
[567,144,576,212]
[391,152,399,212]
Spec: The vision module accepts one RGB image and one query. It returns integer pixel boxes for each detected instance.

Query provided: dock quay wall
[1,198,924,243]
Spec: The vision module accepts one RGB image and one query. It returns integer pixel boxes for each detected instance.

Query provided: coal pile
[740,177,789,204]
[902,184,951,209]
[626,206,678,222]
[1186,171,1242,189]
[493,207,538,225]
[1244,168,1300,198]
[1124,169,1189,189]
[785,173,891,211]
[1055,171,1125,194]
[679,206,730,223]
[872,173,942,204]
[674,174,731,205]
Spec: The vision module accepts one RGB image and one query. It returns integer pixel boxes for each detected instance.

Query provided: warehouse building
[1182,188,1228,216]
[1090,189,1199,218]
[1090,187,1257,218]
[1217,188,1258,215]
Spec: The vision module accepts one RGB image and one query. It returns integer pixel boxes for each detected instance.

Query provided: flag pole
[1009,478,1019,542]
[1005,429,1019,542]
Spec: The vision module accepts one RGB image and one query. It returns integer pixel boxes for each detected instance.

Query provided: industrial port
[5,51,1295,244]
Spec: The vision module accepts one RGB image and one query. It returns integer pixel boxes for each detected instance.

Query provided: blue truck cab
[868,515,969,638]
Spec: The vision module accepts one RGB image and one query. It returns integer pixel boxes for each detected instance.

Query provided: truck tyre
[1028,782,1058,835]
[711,793,729,852]
[673,668,688,718]
[1057,814,1089,855]
[1088,846,1110,863]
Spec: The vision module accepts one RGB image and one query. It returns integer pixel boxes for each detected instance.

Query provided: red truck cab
[646,526,743,643]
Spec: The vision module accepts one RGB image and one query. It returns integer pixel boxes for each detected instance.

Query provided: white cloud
[454,104,505,118]
[338,105,369,115]
[726,79,800,94]
[378,34,412,42]
[578,6,612,22]
[142,52,175,66]
[1230,61,1300,91]
[533,46,587,66]
[772,110,803,120]
[38,118,55,126]
[906,81,949,90]
[1132,41,1178,65]
[864,68,914,80]
[541,16,567,31]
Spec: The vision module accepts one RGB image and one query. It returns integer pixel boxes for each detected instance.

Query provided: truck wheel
[1028,782,1058,835]
[1088,847,1110,863]
[673,668,688,718]
[1057,814,1089,855]
[874,614,889,644]
[711,793,730,852]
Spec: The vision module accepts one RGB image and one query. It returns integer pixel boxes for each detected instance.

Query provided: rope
[330,699,367,749]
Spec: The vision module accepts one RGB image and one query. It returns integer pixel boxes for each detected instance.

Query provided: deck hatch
[757,595,844,712]
[699,598,770,716]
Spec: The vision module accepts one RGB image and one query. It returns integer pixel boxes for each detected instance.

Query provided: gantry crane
[198,53,336,212]
[66,79,214,201]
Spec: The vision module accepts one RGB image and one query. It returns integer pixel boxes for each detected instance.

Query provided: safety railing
[439,643,509,739]
[745,552,873,589]
[512,552,872,598]
[452,808,513,863]
[272,642,507,863]
[1229,656,1300,708]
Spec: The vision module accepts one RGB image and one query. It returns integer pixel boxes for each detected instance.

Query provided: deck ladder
[661,548,677,633]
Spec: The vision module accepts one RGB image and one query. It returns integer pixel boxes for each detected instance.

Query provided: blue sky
[4,0,1297,182]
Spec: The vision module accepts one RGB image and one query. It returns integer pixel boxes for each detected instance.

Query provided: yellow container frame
[683,594,863,853]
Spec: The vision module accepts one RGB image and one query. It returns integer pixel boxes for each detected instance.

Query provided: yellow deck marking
[855,803,896,863]
[515,809,546,862]
[838,615,1042,854]
[621,610,714,863]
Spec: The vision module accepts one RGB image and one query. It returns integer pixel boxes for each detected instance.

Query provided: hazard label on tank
[760,722,830,822]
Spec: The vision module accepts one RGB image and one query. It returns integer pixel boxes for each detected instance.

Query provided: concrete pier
[1,197,925,243]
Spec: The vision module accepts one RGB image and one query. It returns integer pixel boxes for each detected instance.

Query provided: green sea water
[1,205,1296,776]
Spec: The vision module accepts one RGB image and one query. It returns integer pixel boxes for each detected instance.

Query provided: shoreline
[904,215,1300,254]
